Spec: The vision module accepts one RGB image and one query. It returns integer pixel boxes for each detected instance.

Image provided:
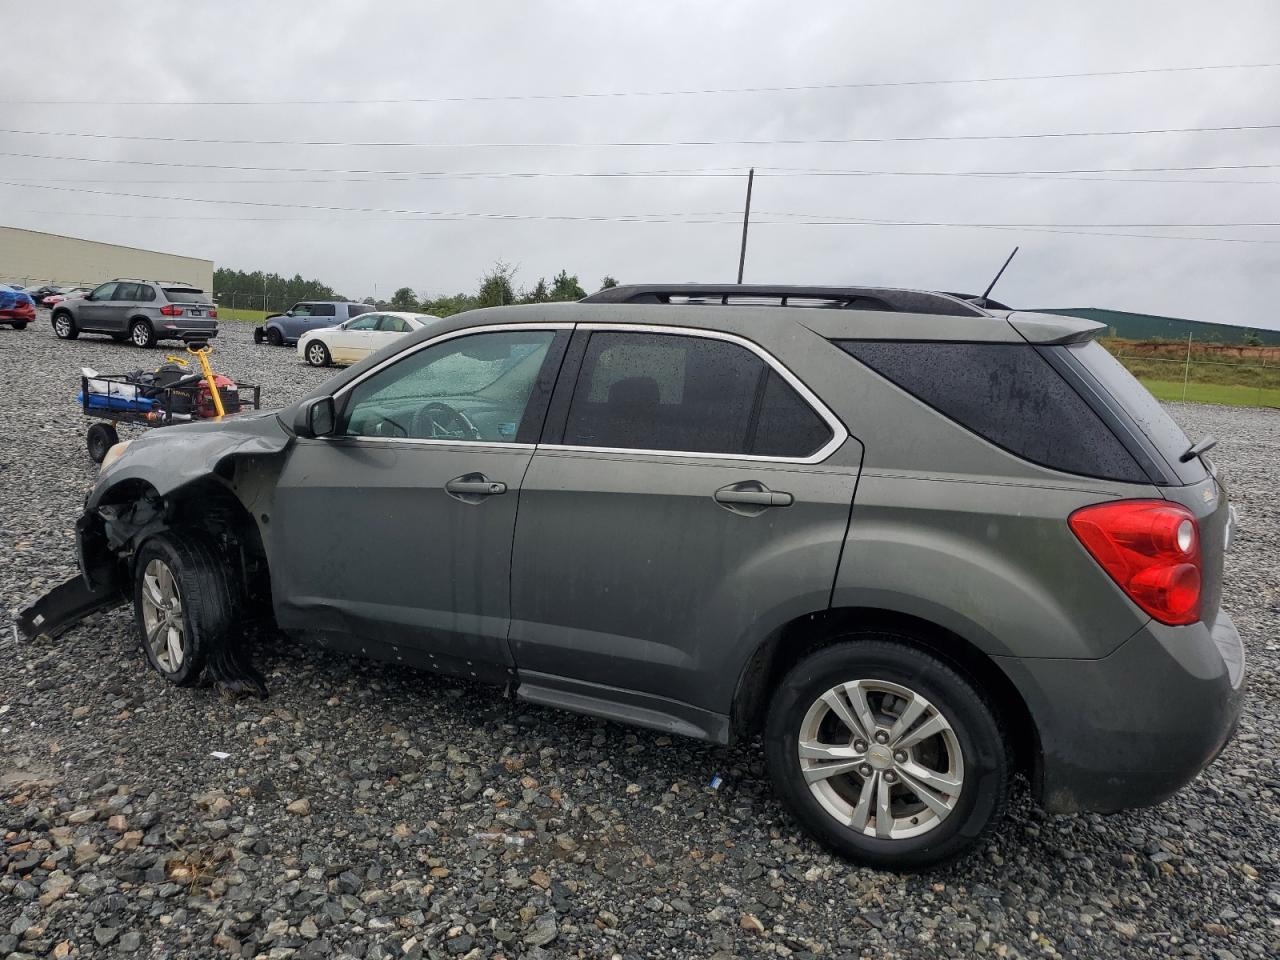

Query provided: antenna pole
[736,167,754,284]
[980,245,1019,305]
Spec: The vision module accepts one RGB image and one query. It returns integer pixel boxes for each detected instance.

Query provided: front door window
[338,329,555,443]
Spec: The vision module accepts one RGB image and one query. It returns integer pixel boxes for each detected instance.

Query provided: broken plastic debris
[209,751,231,760]
[470,832,532,847]
[709,774,724,790]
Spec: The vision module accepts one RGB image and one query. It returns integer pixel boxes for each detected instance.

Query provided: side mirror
[285,310,295,317]
[294,397,336,439]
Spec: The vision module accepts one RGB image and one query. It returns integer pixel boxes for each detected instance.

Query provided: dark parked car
[23,284,65,303]
[19,284,1243,868]
[254,301,372,347]
[51,280,218,347]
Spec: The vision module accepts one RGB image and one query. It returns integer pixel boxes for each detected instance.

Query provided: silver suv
[51,279,218,347]
[18,283,1244,868]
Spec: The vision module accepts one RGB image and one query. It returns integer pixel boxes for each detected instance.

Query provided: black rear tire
[86,423,119,463]
[52,312,78,339]
[266,327,283,347]
[764,635,1010,870]
[132,531,241,687]
[130,319,156,348]
[10,321,27,330]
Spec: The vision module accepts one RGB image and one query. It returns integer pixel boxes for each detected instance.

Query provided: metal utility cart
[79,339,261,462]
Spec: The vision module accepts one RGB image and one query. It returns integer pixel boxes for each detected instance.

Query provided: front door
[269,325,570,677]
[78,281,119,329]
[328,313,381,363]
[510,327,860,726]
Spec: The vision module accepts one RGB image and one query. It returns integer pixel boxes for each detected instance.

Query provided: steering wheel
[413,401,481,441]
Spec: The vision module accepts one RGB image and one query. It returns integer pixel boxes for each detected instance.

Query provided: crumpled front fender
[88,412,292,510]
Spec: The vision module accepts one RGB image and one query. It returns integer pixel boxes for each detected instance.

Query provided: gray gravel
[1,314,1277,960]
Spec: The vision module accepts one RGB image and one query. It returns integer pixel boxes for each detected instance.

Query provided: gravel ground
[1,314,1277,960]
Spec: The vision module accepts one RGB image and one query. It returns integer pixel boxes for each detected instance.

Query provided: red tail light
[208,308,218,319]
[160,304,184,316]
[1069,500,1201,625]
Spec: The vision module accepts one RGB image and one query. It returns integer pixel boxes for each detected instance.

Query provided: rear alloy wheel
[132,531,240,687]
[266,327,283,347]
[52,312,78,339]
[765,636,1009,869]
[130,319,156,348]
[305,340,331,366]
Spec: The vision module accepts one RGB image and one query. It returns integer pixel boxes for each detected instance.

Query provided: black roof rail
[580,283,990,317]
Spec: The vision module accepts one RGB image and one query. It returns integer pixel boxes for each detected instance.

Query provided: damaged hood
[89,410,293,508]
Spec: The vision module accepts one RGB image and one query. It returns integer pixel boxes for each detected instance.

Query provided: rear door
[509,326,858,724]
[307,302,337,332]
[270,324,571,675]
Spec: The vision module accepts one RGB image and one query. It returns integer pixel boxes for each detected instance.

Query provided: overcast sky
[3,1,1279,328]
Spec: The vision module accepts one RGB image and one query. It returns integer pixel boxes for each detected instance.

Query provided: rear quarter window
[839,340,1147,483]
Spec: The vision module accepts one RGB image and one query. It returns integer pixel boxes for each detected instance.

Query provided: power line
[5,181,1280,231]
[2,121,1278,148]
[4,61,1278,105]
[10,206,1278,245]
[3,151,1279,185]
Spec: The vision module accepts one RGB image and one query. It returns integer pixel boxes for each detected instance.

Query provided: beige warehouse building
[0,225,213,293]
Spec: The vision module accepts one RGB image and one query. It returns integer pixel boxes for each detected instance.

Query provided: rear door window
[839,340,1147,482]
[311,303,336,317]
[563,331,833,458]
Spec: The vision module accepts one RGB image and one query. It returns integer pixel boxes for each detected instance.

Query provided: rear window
[348,303,371,317]
[1065,341,1206,484]
[162,287,208,304]
[839,340,1146,483]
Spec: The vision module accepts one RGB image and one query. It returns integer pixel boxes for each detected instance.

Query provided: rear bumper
[999,608,1245,814]
[157,322,218,340]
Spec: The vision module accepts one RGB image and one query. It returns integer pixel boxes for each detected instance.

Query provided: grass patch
[217,307,273,324]
[1136,379,1280,408]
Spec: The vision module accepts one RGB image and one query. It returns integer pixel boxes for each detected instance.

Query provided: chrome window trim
[315,436,536,452]
[334,322,574,400]
[546,322,848,465]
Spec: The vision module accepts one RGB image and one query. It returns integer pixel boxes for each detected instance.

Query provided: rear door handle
[446,473,507,503]
[714,481,794,515]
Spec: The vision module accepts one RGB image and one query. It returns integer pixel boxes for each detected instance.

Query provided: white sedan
[297,311,439,366]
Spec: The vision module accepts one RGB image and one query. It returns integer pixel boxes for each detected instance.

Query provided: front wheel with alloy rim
[130,319,156,348]
[305,340,331,366]
[52,312,78,339]
[764,636,1009,869]
[132,531,240,687]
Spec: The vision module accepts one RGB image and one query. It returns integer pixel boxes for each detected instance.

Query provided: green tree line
[214,264,618,317]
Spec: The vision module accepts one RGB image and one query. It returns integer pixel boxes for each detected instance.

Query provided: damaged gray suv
[19,284,1244,868]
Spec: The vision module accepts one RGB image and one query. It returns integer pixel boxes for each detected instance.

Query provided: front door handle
[445,473,507,503]
[714,481,794,516]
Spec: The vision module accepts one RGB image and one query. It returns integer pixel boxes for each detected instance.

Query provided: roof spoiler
[1007,311,1107,345]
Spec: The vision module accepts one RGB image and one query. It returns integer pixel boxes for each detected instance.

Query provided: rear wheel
[266,326,283,347]
[10,321,27,330]
[132,531,240,687]
[52,312,78,339]
[764,635,1010,869]
[130,319,156,348]
[305,340,331,366]
[86,423,119,463]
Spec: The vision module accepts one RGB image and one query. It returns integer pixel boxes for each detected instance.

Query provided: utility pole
[737,167,754,284]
